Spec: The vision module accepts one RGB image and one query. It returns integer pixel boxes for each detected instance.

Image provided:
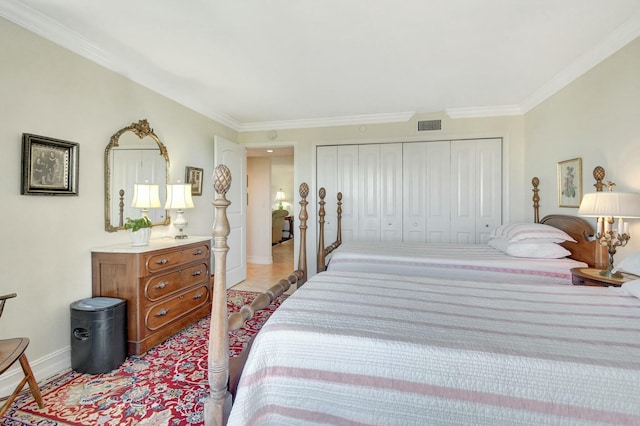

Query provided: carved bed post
[298,183,309,283]
[532,177,540,223]
[205,165,232,426]
[317,187,327,272]
[336,192,343,245]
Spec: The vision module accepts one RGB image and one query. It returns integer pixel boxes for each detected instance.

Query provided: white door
[403,141,450,243]
[475,139,502,243]
[380,143,403,241]
[214,136,247,288]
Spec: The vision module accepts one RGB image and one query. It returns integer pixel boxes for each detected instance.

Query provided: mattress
[229,271,640,425]
[326,241,587,285]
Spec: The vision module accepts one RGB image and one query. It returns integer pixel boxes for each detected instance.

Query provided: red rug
[1,290,286,426]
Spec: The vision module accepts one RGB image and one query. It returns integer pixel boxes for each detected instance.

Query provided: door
[214,136,247,288]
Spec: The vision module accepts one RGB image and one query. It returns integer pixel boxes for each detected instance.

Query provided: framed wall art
[185,166,203,196]
[21,133,79,196]
[557,157,582,208]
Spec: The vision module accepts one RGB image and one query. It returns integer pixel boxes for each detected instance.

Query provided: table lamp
[165,183,195,239]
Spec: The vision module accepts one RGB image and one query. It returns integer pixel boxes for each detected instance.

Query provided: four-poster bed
[205,166,639,425]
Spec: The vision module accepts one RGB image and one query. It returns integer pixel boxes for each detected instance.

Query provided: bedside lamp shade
[165,183,194,239]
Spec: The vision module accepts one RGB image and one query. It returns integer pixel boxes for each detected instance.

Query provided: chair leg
[19,353,44,409]
[0,353,45,417]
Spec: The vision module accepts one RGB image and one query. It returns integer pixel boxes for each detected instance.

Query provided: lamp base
[599,268,623,279]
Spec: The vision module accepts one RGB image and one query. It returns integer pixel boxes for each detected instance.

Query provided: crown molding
[445,105,523,119]
[238,111,415,132]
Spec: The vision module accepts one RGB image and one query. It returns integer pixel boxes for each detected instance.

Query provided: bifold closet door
[403,141,450,243]
[450,139,501,244]
[316,145,358,242]
[358,143,403,242]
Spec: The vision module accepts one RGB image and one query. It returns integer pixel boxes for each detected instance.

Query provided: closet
[316,138,502,244]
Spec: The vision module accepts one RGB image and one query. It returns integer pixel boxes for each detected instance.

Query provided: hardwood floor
[231,239,295,293]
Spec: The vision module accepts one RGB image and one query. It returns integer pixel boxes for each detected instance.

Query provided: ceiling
[3,0,640,131]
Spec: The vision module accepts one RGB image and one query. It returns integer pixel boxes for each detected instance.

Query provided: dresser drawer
[144,284,210,331]
[145,243,210,273]
[144,262,209,301]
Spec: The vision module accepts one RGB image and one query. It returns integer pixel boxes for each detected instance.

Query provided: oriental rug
[1,290,286,426]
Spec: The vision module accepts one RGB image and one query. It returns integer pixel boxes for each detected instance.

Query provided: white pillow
[488,238,571,259]
[612,253,640,276]
[489,223,576,244]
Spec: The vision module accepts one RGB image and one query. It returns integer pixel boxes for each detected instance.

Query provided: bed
[229,270,640,425]
[204,166,634,426]
[319,178,600,284]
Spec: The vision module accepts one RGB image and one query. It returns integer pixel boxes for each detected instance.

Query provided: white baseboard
[0,346,70,398]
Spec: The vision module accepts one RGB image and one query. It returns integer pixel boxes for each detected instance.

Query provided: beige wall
[525,36,640,257]
[0,17,236,391]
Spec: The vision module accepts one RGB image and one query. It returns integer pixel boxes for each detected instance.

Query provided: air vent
[417,120,442,131]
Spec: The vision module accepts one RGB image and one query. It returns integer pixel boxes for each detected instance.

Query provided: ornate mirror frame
[104,119,171,232]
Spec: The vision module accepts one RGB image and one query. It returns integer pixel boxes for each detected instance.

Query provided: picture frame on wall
[185,166,203,196]
[21,133,79,196]
[557,157,582,208]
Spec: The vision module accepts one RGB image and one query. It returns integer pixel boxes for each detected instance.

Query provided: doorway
[236,146,294,292]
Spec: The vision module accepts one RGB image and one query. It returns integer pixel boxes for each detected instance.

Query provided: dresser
[91,236,212,355]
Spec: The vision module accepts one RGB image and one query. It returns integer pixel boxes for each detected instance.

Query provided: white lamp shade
[275,191,286,202]
[578,192,640,218]
[165,184,195,210]
[131,184,161,209]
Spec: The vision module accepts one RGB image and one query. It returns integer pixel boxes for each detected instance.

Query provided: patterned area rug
[1,290,286,426]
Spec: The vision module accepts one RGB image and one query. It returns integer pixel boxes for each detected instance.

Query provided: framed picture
[557,157,582,208]
[185,166,203,196]
[21,133,79,196]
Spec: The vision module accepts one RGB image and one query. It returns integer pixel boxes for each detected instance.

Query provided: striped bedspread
[228,271,640,425]
[327,241,587,285]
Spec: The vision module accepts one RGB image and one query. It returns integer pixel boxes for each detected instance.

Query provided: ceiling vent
[417,120,442,131]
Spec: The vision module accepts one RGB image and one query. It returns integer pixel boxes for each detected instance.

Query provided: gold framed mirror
[104,119,170,232]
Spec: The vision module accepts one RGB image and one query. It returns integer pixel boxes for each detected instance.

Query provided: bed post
[298,183,309,283]
[205,165,232,426]
[336,192,343,246]
[317,187,327,272]
[532,177,540,223]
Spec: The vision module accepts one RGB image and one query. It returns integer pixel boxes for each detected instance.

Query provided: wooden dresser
[91,236,212,355]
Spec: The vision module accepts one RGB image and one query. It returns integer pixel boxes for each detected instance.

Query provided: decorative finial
[337,192,343,201]
[299,183,309,198]
[593,166,605,192]
[606,181,616,192]
[319,187,326,199]
[212,165,231,196]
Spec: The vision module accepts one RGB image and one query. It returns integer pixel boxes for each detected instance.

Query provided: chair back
[0,293,17,318]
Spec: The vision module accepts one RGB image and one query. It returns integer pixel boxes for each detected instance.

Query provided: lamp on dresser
[131,183,161,219]
[165,182,195,239]
[578,184,640,278]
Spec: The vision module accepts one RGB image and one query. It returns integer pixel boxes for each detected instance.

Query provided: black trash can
[70,297,127,374]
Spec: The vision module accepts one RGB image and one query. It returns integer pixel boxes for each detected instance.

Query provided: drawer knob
[194,249,203,255]
[192,270,202,277]
[155,308,169,317]
[193,292,203,300]
[156,258,169,265]
[153,281,168,289]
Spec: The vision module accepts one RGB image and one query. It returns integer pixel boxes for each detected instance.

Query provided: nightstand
[570,267,633,287]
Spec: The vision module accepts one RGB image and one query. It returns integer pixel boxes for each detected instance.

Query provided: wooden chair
[0,293,44,417]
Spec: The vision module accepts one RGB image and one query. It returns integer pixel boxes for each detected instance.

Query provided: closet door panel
[381,143,403,241]
[337,145,359,242]
[358,144,381,241]
[402,143,427,242]
[476,139,502,244]
[425,142,451,243]
[450,141,476,244]
[316,146,338,242]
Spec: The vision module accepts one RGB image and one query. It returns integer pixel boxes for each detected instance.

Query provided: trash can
[70,297,127,374]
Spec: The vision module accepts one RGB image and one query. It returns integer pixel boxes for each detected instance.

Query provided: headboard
[539,214,597,267]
